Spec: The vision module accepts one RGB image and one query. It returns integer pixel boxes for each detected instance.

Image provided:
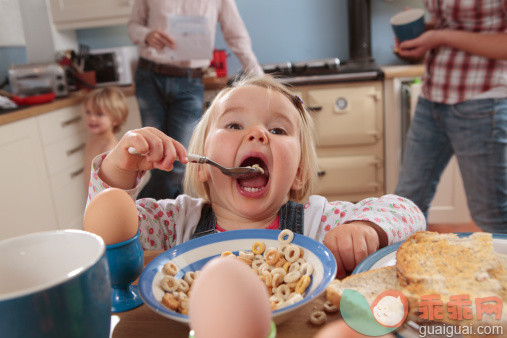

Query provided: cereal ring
[278,244,289,254]
[299,247,304,258]
[284,270,301,283]
[297,258,306,265]
[271,268,286,277]
[282,261,291,273]
[183,271,196,285]
[180,299,189,310]
[174,291,188,301]
[252,242,266,255]
[278,229,294,244]
[177,279,190,293]
[288,262,301,273]
[263,271,273,287]
[310,311,326,326]
[287,281,298,291]
[259,263,271,275]
[161,275,178,292]
[275,257,287,268]
[265,249,281,266]
[263,246,276,259]
[180,308,189,315]
[237,256,253,266]
[252,259,264,270]
[286,293,303,305]
[323,301,339,313]
[275,284,291,300]
[162,293,180,311]
[239,250,255,260]
[300,263,314,276]
[272,273,284,288]
[221,251,235,257]
[284,245,301,263]
[163,262,178,276]
[295,275,311,294]
[269,295,284,309]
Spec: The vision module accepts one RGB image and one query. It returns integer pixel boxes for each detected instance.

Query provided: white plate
[353,233,507,274]
[139,229,337,325]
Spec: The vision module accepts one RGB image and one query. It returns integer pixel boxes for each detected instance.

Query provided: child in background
[83,87,128,188]
[87,75,426,277]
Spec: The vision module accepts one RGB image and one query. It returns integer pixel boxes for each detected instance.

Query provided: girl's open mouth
[236,157,269,194]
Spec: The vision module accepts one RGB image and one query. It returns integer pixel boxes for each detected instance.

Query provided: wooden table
[111,251,341,338]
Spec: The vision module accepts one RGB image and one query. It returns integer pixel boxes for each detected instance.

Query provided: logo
[340,289,408,336]
[340,290,503,336]
[371,290,409,327]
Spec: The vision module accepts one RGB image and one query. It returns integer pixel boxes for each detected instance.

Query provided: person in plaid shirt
[394,0,507,233]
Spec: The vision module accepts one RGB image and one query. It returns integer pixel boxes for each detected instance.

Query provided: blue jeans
[395,97,507,233]
[134,67,204,200]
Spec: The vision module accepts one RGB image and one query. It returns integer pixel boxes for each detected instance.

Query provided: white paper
[165,15,212,61]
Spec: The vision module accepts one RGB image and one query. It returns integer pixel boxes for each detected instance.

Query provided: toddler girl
[87,75,426,277]
[83,86,128,188]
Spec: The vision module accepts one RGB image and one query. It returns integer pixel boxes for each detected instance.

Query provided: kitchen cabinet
[0,118,58,240]
[0,94,143,240]
[383,69,471,224]
[48,0,133,30]
[37,104,88,230]
[293,81,384,202]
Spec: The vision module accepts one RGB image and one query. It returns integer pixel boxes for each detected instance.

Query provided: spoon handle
[128,146,202,163]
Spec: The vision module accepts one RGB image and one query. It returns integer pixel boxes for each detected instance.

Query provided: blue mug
[391,8,426,43]
[0,230,111,338]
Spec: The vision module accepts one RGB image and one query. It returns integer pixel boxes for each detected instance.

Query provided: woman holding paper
[127,0,263,200]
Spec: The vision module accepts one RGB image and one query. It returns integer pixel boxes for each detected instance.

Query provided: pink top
[87,153,426,251]
[127,0,263,75]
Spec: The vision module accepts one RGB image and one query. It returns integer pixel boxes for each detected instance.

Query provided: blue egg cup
[106,231,144,313]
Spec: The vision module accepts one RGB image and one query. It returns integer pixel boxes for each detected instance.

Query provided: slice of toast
[396,231,506,325]
[326,265,401,310]
[326,233,507,332]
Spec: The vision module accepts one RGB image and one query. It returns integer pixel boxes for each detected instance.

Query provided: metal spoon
[127,147,263,179]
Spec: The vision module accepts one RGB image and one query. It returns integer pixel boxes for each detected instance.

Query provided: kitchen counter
[381,64,425,79]
[0,77,229,127]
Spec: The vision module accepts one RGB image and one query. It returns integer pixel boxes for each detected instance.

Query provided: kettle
[210,49,228,78]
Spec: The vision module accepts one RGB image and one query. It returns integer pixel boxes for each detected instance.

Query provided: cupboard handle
[306,106,322,112]
[61,116,82,128]
[70,167,84,179]
[66,143,86,156]
[317,170,326,177]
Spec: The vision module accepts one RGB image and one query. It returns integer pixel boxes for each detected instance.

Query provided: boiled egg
[189,257,272,338]
[83,188,139,245]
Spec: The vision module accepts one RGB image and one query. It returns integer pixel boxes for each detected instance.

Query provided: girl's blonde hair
[183,74,318,203]
[84,86,128,133]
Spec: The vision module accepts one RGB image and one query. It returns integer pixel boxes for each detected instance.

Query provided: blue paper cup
[0,230,111,338]
[390,8,426,43]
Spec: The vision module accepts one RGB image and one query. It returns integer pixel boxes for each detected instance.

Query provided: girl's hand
[99,127,188,189]
[323,222,380,279]
[145,29,175,50]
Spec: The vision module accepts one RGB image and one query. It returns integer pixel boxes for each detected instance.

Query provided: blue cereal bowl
[0,230,111,338]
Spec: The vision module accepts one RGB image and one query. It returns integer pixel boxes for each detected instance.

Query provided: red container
[211,49,228,78]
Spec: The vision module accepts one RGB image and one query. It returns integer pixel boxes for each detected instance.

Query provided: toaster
[9,63,68,98]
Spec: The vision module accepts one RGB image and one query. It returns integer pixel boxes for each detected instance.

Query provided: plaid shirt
[422,0,507,104]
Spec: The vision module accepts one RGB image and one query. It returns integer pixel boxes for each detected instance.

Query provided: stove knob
[335,97,348,111]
